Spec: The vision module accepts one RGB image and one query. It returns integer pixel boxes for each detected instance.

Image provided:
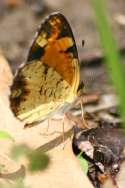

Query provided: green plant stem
[90,0,125,126]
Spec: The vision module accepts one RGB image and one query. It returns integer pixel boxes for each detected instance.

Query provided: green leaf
[77,153,88,174]
[27,150,49,172]
[11,144,49,172]
[0,130,14,142]
[11,144,30,161]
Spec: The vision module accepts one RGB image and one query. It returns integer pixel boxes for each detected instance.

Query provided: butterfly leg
[40,119,51,136]
[51,115,66,140]
[65,110,88,129]
[62,115,65,143]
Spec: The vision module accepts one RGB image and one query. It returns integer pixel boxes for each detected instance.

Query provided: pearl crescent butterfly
[10,12,81,126]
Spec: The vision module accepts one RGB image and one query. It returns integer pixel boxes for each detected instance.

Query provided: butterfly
[10,12,83,127]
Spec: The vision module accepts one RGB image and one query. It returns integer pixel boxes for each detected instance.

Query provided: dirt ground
[0,0,125,188]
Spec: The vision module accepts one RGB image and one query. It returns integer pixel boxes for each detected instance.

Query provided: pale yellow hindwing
[11,60,78,124]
